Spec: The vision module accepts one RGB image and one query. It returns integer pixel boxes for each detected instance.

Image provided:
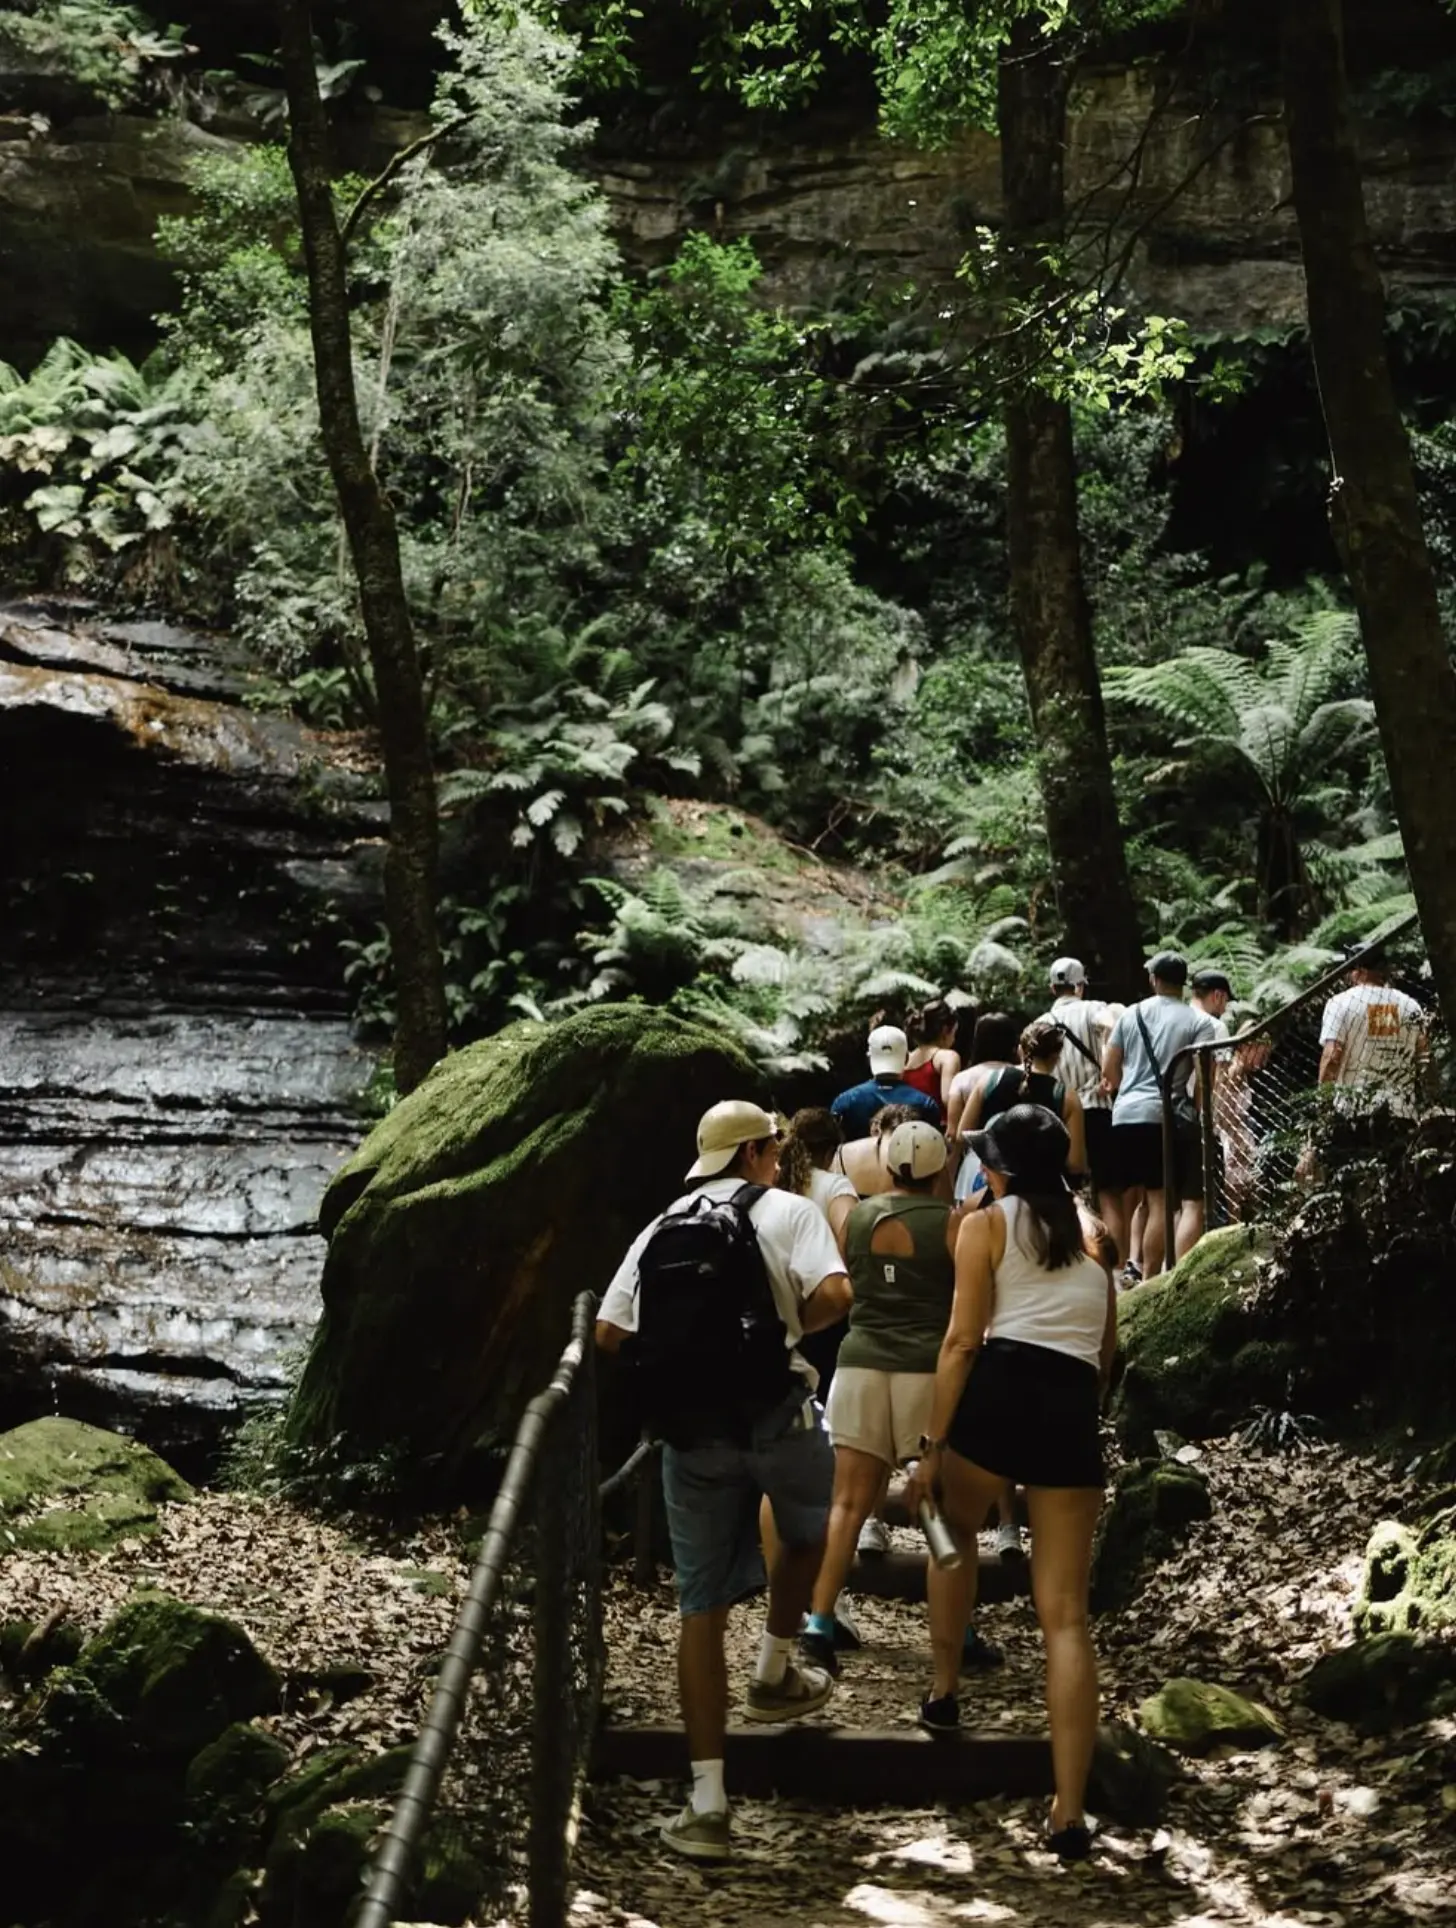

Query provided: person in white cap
[1041,957,1117,1208]
[799,1122,1000,1675]
[596,1099,852,1863]
[831,1026,944,1140]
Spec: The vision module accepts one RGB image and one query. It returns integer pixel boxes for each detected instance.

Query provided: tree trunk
[275,0,448,1091]
[1281,0,1456,1032]
[998,20,1145,1001]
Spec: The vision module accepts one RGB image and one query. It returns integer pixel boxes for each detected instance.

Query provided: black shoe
[1046,1819,1093,1861]
[918,1691,960,1735]
[962,1626,1004,1671]
[798,1628,839,1677]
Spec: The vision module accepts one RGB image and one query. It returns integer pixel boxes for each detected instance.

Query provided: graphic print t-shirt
[1319,982,1425,1095]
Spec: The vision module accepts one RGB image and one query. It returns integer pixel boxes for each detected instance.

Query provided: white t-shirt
[598,1178,845,1389]
[1045,995,1112,1110]
[1320,983,1425,1099]
[1187,1005,1231,1101]
[986,1197,1110,1371]
[808,1166,858,1222]
[1109,996,1216,1127]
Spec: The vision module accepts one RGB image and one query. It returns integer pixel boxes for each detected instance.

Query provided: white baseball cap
[867,1025,909,1075]
[685,1099,779,1180]
[885,1119,947,1181]
[1049,956,1086,989]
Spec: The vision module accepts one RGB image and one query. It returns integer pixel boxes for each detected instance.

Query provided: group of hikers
[594,942,1429,1868]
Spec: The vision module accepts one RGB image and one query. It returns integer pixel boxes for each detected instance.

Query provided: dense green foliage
[0,2,1430,1060]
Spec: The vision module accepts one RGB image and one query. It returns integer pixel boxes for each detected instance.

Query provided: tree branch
[340,114,469,247]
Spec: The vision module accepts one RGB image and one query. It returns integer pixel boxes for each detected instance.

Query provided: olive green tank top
[838,1193,955,1376]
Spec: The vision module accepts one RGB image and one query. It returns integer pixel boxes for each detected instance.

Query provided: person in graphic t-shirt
[1318,953,1427,1114]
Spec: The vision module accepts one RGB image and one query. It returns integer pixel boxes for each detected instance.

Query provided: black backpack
[625,1183,796,1449]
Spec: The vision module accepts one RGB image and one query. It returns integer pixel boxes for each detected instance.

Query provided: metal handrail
[357,1291,597,1928]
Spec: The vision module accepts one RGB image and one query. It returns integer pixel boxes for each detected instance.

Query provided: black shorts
[948,1339,1104,1489]
[799,1321,845,1401]
[1083,1108,1116,1189]
[1107,1121,1203,1197]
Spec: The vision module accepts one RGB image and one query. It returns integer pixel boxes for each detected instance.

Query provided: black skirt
[947,1337,1104,1490]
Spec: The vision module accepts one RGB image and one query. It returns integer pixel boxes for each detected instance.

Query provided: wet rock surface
[0,599,378,1464]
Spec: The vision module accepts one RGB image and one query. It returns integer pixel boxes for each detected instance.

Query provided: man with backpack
[595,1099,852,1863]
[831,1025,944,1138]
[1102,952,1216,1281]
[1041,957,1117,1204]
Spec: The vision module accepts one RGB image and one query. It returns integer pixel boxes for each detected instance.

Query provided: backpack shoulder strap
[1055,1014,1101,1069]
[731,1182,767,1214]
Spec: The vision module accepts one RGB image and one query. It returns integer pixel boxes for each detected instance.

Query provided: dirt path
[576,1441,1456,1927]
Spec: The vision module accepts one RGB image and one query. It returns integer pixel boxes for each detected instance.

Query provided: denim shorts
[660,1389,833,1617]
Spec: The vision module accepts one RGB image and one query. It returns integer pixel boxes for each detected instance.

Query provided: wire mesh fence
[357,1291,604,1928]
[1156,912,1429,1250]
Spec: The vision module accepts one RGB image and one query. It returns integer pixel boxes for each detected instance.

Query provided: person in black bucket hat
[904,1104,1117,1861]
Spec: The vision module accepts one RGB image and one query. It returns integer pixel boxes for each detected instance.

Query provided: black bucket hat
[967,1103,1070,1185]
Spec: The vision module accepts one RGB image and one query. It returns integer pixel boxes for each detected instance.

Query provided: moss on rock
[1353,1509,1456,1636]
[186,1722,291,1808]
[0,1417,191,1552]
[75,1594,280,1758]
[286,1003,764,1474]
[1090,1458,1212,1616]
[1110,1227,1292,1455]
[1304,1632,1456,1730]
[1139,1677,1283,1754]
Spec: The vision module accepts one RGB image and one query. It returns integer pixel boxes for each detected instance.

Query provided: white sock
[690,1758,726,1815]
[755,1631,793,1686]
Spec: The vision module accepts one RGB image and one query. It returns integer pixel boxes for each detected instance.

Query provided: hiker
[902,1000,964,1113]
[945,1011,1021,1144]
[1042,958,1117,1205]
[1189,971,1234,1224]
[833,1026,944,1139]
[1318,950,1427,1114]
[904,1105,1116,1862]
[833,1101,925,1198]
[595,1100,851,1862]
[800,1121,1005,1676]
[1102,952,1217,1280]
[957,1019,1088,1183]
[777,1107,857,1255]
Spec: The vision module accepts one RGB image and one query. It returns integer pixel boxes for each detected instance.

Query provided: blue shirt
[1109,996,1215,1127]
[830,1076,942,1140]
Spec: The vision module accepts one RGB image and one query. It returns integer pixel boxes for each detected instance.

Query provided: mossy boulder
[73,1595,280,1759]
[1139,1677,1284,1754]
[1090,1458,1212,1615]
[1110,1227,1293,1456]
[1353,1510,1456,1637]
[1304,1633,1456,1730]
[186,1722,291,1809]
[0,1417,191,1551]
[1087,1721,1181,1826]
[0,1615,84,1684]
[286,1003,764,1474]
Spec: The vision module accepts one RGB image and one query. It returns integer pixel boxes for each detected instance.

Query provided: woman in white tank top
[905,1104,1116,1861]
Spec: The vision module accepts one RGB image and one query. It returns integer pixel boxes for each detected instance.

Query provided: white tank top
[986,1196,1109,1371]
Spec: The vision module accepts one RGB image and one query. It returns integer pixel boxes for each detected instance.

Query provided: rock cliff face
[5,44,1456,360]
[0,601,380,1463]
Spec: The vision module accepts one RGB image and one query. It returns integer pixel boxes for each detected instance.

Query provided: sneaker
[962,1625,1004,1671]
[1046,1818,1094,1861]
[856,1515,891,1558]
[1120,1261,1143,1287]
[833,1597,863,1651]
[798,1627,839,1677]
[744,1658,834,1723]
[995,1521,1026,1563]
[919,1690,960,1735]
[660,1802,730,1862]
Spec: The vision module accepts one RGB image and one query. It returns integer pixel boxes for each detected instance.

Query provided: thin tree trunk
[276,0,448,1091]
[998,19,1145,1001]
[1281,0,1456,1032]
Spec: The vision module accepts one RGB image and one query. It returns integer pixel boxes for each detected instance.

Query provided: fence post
[1159,1084,1177,1277]
[1199,1049,1219,1230]
[529,1399,573,1928]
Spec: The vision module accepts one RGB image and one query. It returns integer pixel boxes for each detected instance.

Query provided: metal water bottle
[919,1498,962,1571]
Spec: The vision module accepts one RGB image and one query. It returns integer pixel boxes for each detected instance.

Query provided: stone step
[850,1549,1029,1604]
[594,1722,1052,1801]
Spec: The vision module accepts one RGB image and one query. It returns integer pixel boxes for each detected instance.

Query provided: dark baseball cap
[1190,970,1232,997]
[1146,951,1188,987]
[967,1103,1070,1185]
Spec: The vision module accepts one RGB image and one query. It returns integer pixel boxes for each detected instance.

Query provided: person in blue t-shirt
[831,1026,944,1140]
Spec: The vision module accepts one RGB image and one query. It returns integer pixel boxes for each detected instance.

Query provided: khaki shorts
[824,1366,936,1467]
